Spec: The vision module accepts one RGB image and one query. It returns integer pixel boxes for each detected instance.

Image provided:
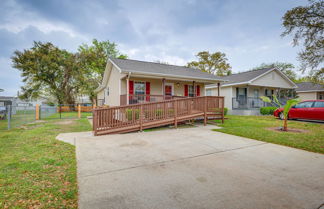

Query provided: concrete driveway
[57,125,324,209]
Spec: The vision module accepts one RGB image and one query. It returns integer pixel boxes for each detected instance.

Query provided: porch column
[126,75,129,105]
[162,78,166,100]
[193,81,196,97]
[217,82,220,96]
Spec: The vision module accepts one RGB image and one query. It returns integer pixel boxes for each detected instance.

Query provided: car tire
[279,112,285,120]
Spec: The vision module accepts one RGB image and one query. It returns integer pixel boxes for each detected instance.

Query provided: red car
[274,100,324,121]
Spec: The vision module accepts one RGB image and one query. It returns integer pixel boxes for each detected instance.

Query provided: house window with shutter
[134,82,145,95]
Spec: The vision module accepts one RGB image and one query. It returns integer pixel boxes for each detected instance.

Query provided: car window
[295,101,314,108]
[313,101,324,108]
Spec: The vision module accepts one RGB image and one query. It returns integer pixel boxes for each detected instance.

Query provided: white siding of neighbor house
[208,85,280,114]
[251,71,295,88]
[207,86,232,109]
[297,92,317,101]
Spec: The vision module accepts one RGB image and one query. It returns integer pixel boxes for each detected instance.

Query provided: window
[253,89,259,98]
[188,85,195,97]
[206,89,212,96]
[134,82,145,95]
[314,101,324,108]
[318,92,324,100]
[295,101,314,108]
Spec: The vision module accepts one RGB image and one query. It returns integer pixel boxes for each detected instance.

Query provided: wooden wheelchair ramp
[93,96,224,136]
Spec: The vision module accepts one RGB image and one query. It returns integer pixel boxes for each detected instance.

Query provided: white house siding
[297,92,317,101]
[97,90,105,105]
[251,70,295,88]
[120,78,206,97]
[104,66,124,106]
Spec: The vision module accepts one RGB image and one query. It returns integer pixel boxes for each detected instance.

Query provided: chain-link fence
[0,105,36,131]
[40,104,92,120]
[0,103,93,130]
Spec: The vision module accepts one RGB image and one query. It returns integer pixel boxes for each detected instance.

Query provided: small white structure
[206,68,297,115]
[296,82,324,100]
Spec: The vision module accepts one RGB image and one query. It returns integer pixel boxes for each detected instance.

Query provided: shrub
[224,108,228,115]
[126,109,139,120]
[260,106,277,115]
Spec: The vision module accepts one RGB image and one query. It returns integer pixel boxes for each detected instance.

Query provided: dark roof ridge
[110,57,194,70]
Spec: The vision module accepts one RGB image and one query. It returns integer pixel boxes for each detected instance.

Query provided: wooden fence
[93,96,224,136]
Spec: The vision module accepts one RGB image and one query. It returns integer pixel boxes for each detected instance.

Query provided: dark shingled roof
[110,58,224,81]
[221,68,274,85]
[296,82,324,92]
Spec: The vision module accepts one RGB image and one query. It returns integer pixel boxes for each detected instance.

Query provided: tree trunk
[283,117,288,131]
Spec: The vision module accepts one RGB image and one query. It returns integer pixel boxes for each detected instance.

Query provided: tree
[0,89,3,92]
[78,39,127,102]
[282,0,324,83]
[187,51,232,76]
[251,62,298,81]
[260,95,300,131]
[12,42,81,105]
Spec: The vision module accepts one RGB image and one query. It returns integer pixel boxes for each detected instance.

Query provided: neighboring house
[206,68,297,115]
[296,82,324,100]
[95,58,225,106]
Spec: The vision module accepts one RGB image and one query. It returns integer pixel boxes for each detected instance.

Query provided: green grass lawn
[0,118,92,208]
[214,115,324,154]
[44,112,92,120]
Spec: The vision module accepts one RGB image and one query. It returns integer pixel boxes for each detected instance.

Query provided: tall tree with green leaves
[251,62,298,82]
[12,42,81,105]
[78,39,127,102]
[282,0,324,83]
[187,51,232,76]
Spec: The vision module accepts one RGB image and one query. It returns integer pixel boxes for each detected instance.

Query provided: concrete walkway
[56,125,324,209]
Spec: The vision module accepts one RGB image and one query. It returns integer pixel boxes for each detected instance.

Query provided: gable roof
[109,58,225,81]
[206,68,297,88]
[296,82,324,92]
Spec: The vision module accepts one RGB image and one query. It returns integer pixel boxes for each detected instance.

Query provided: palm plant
[260,95,299,131]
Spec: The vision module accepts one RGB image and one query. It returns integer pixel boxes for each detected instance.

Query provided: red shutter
[129,80,134,102]
[184,85,188,97]
[129,80,134,94]
[196,85,200,96]
[145,82,150,101]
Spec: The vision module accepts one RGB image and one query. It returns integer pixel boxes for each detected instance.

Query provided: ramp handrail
[93,96,224,136]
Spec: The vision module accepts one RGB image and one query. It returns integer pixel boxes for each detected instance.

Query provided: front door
[165,85,172,99]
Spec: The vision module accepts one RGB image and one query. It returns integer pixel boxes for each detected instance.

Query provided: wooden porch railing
[120,94,186,105]
[93,96,224,136]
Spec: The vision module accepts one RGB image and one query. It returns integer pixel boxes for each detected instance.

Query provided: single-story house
[205,68,297,115]
[95,58,225,106]
[296,82,324,100]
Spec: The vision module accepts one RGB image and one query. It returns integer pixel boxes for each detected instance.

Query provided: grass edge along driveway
[214,115,324,154]
[0,118,91,208]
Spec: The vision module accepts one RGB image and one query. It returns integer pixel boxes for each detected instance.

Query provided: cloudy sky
[0,0,307,96]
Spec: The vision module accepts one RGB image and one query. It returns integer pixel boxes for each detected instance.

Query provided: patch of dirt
[53,120,75,125]
[196,177,207,183]
[266,127,309,133]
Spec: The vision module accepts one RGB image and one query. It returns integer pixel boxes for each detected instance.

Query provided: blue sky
[0,0,307,96]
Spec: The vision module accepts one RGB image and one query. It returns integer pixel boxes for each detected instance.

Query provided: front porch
[232,85,293,110]
[120,76,221,106]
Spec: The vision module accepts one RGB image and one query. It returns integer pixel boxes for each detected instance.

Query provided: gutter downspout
[126,72,131,105]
